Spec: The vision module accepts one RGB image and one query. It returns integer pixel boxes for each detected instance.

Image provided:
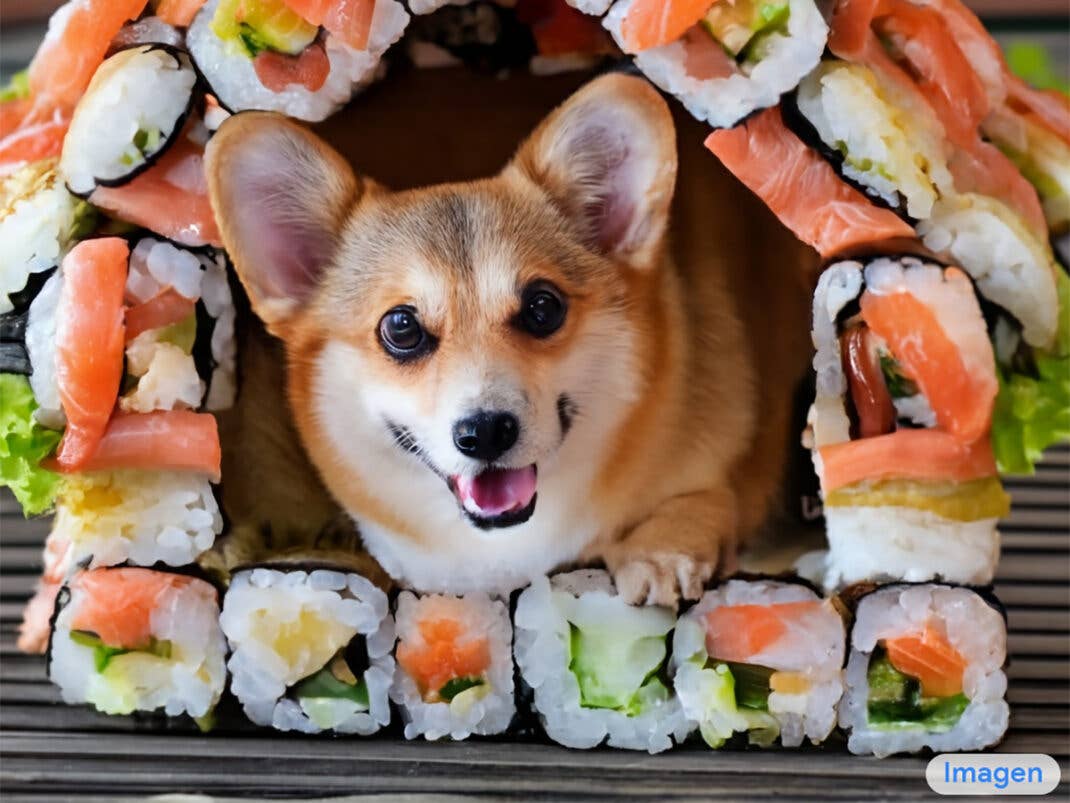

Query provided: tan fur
[207,68,817,604]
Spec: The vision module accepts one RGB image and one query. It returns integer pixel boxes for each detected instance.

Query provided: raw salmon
[155,0,207,26]
[704,601,825,663]
[73,410,222,481]
[69,567,195,649]
[860,267,997,444]
[28,0,149,115]
[0,112,69,175]
[54,238,129,472]
[91,129,222,248]
[885,625,966,698]
[1006,73,1070,146]
[125,289,197,342]
[283,0,375,50]
[820,429,997,492]
[17,534,72,654]
[620,0,717,52]
[0,98,31,139]
[682,25,737,80]
[947,138,1048,240]
[841,326,896,439]
[396,617,491,699]
[254,41,331,92]
[705,107,915,257]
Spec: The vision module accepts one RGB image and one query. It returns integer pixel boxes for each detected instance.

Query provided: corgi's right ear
[206,112,361,334]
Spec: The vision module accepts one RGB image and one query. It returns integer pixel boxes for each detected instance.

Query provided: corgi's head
[207,75,677,578]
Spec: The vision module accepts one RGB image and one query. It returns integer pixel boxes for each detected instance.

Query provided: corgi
[206,69,816,604]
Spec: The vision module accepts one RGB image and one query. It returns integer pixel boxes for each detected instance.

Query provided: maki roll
[808,257,1009,588]
[49,566,227,722]
[392,591,515,740]
[188,0,410,121]
[672,578,845,748]
[603,0,829,129]
[59,44,198,196]
[221,566,394,734]
[513,570,688,753]
[839,583,1009,756]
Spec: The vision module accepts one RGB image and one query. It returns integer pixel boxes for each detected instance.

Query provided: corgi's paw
[611,551,714,607]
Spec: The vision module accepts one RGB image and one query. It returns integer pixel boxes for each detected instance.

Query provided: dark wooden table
[1,446,1068,799]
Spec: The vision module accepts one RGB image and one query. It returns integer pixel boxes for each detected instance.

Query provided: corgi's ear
[206,112,361,333]
[509,73,677,271]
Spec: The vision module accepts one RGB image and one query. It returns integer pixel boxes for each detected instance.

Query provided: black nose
[452,410,519,462]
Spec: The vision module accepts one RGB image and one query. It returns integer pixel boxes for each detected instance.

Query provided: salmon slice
[254,41,331,92]
[125,289,197,343]
[69,567,196,649]
[1006,73,1070,146]
[0,98,31,139]
[875,0,988,148]
[283,0,375,50]
[71,410,222,481]
[54,239,129,472]
[842,326,896,439]
[947,138,1048,240]
[620,0,717,52]
[396,617,491,699]
[91,130,222,248]
[705,107,914,258]
[17,534,73,655]
[0,113,69,175]
[820,429,997,493]
[155,0,207,26]
[29,0,149,115]
[704,601,825,664]
[682,24,737,79]
[860,268,997,444]
[885,625,966,698]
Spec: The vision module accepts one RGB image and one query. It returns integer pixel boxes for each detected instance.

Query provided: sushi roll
[603,0,829,130]
[513,570,689,753]
[49,566,227,723]
[59,44,199,196]
[839,583,1009,756]
[807,256,1010,589]
[187,0,410,122]
[221,566,394,734]
[392,590,515,740]
[672,578,845,748]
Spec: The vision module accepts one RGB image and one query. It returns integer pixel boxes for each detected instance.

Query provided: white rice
[25,269,65,429]
[0,162,81,314]
[391,591,515,740]
[840,584,1009,757]
[514,571,689,753]
[199,250,238,411]
[605,0,827,129]
[809,260,862,450]
[566,0,613,15]
[60,46,196,195]
[50,570,226,718]
[795,60,954,220]
[823,506,1000,589]
[917,193,1058,348]
[673,579,844,748]
[55,470,222,568]
[126,237,204,303]
[222,568,394,735]
[188,0,410,122]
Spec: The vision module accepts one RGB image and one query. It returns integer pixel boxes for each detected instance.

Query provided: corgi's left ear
[508,73,677,271]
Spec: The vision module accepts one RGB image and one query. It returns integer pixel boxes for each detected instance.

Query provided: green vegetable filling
[879,353,919,399]
[0,374,62,516]
[156,313,198,354]
[703,0,790,61]
[69,630,173,673]
[212,0,318,59]
[707,660,774,710]
[866,647,968,731]
[568,623,669,716]
[293,665,370,708]
[439,676,485,702]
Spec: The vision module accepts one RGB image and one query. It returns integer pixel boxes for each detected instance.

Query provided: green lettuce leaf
[991,270,1070,474]
[0,374,62,515]
[0,70,29,103]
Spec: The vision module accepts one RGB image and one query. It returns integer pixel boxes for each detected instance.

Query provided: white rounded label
[927,754,1061,795]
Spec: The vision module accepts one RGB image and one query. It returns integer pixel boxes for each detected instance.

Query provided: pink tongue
[456,465,537,517]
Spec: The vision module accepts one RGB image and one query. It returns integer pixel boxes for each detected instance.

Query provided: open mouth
[449,465,538,529]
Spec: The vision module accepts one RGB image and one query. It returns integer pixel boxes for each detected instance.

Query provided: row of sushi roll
[42,567,1008,757]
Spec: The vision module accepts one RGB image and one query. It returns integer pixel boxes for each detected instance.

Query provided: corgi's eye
[518,282,566,338]
[379,306,430,359]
